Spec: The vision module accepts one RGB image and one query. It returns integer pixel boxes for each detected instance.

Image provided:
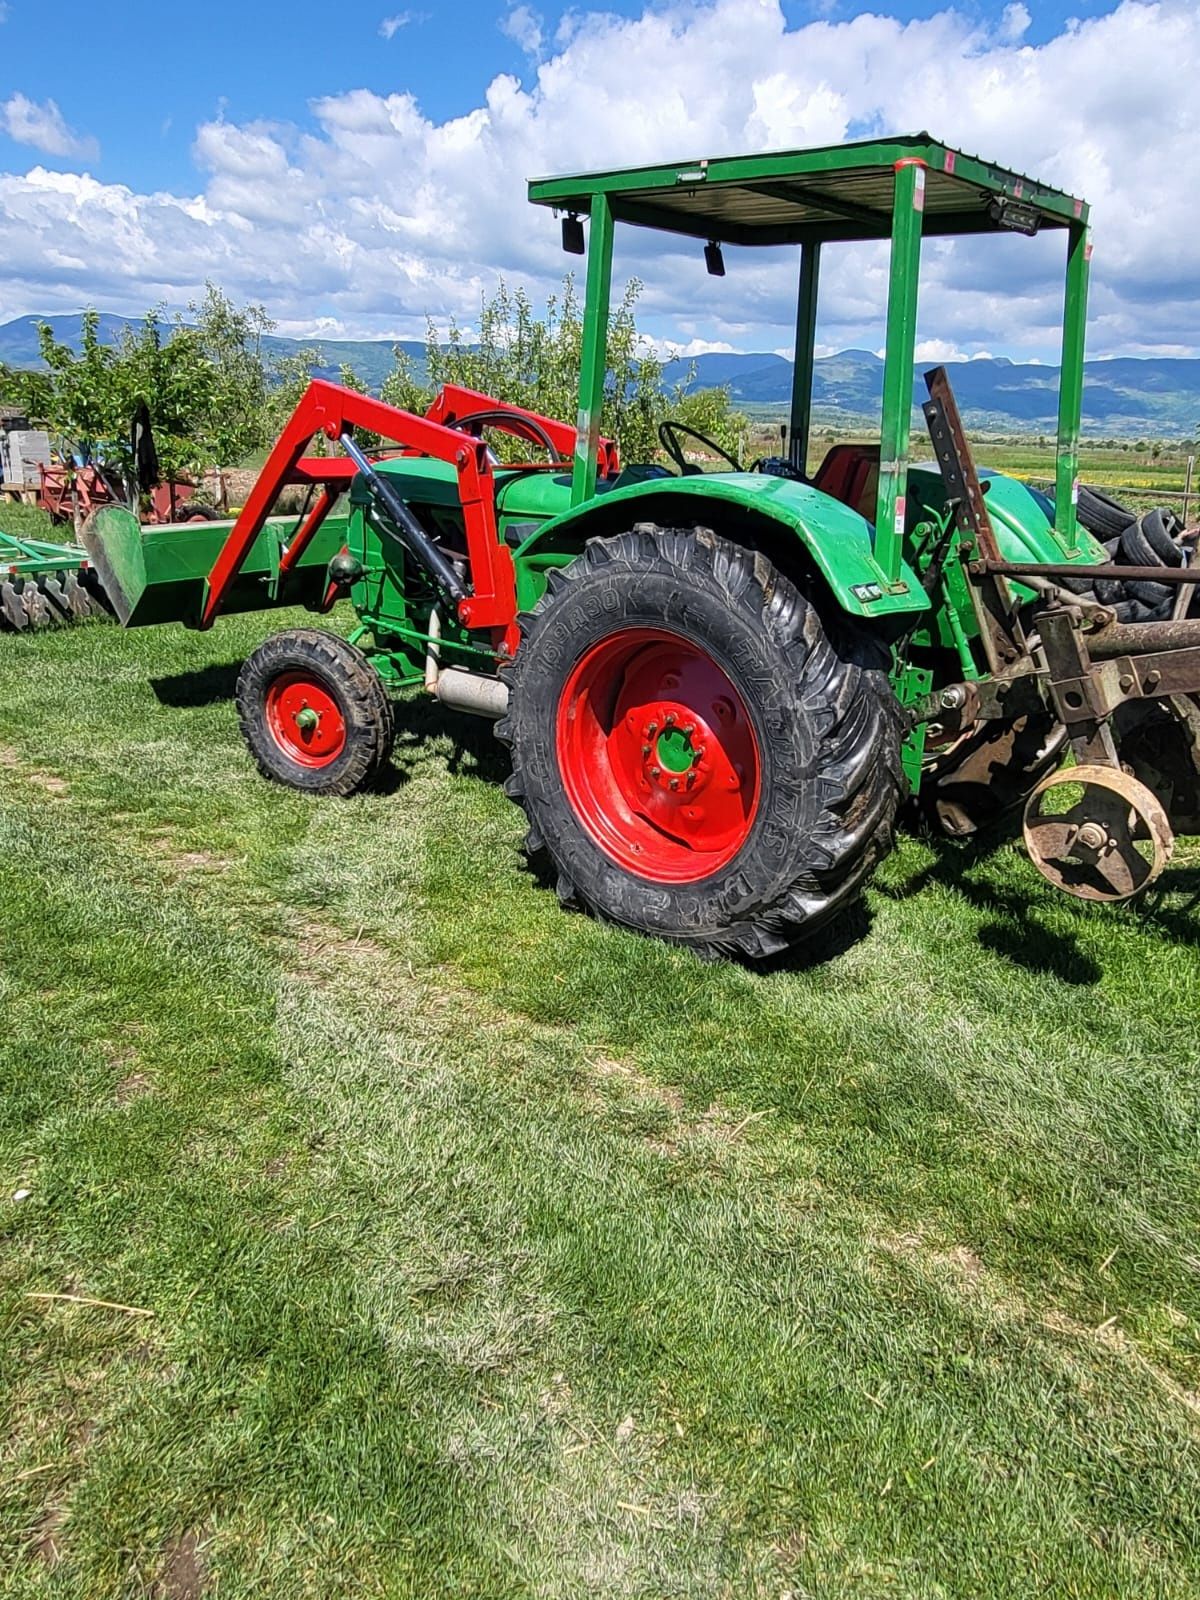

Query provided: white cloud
[501,4,544,58]
[999,2,1031,43]
[379,11,425,40]
[1,93,98,162]
[0,4,9,21]
[915,338,970,363]
[0,0,1198,364]
[646,336,738,358]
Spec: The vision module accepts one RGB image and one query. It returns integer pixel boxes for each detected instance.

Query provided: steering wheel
[446,407,567,465]
[658,420,741,475]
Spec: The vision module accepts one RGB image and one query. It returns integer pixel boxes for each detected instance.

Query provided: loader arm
[201,380,507,635]
[423,383,620,477]
[199,380,617,642]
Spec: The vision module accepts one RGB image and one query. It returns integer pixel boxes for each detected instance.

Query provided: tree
[380,275,748,467]
[0,275,750,484]
[0,287,282,487]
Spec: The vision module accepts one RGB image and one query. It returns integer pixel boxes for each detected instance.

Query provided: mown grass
[1,507,1200,1594]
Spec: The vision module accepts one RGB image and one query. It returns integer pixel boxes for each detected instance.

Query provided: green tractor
[84,133,1200,959]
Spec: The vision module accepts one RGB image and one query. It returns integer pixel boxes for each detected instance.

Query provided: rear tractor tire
[236,628,394,796]
[497,525,905,961]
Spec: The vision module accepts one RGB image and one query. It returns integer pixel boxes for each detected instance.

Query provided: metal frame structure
[528,131,1091,576]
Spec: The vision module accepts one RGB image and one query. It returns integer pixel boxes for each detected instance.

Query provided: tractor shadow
[881,824,1200,984]
[749,900,876,975]
[881,829,1104,985]
[152,661,241,708]
[391,696,511,787]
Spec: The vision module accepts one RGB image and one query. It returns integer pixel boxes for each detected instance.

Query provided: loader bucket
[81,506,145,625]
[81,504,352,628]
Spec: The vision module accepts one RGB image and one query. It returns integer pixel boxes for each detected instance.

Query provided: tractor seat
[811,443,880,524]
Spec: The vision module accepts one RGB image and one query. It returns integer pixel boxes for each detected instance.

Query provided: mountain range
[3,313,1198,438]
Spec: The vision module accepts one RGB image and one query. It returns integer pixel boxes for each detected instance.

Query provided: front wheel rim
[555,627,761,883]
[265,671,347,767]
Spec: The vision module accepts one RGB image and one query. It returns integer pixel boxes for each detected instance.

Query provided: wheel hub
[557,629,760,883]
[633,704,713,798]
[265,672,347,766]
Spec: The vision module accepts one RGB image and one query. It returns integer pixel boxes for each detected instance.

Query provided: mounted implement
[0,528,112,631]
[84,133,1200,958]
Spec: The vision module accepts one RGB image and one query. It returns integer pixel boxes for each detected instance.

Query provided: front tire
[497,525,904,960]
[236,628,394,796]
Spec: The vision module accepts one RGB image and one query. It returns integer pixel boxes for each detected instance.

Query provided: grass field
[2,503,1200,1597]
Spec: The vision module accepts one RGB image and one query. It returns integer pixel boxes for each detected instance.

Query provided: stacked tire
[1070,486,1190,623]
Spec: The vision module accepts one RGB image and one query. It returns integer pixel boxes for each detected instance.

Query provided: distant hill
[0,314,429,395]
[259,334,427,393]
[3,312,1199,437]
[666,347,1200,437]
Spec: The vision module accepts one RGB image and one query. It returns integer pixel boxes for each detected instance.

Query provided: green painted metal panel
[908,467,1104,569]
[0,530,85,577]
[82,505,351,628]
[514,473,929,621]
[572,192,615,507]
[528,134,1086,243]
[788,242,820,470]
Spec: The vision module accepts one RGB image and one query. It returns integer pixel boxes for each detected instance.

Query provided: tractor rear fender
[511,473,930,625]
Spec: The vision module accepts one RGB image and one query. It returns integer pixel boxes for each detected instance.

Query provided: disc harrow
[0,531,113,633]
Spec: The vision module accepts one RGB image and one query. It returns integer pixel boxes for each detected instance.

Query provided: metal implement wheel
[236,628,395,796]
[498,524,905,961]
[1,579,30,631]
[1022,764,1173,902]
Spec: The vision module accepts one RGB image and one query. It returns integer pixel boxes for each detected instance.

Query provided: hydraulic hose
[339,432,467,606]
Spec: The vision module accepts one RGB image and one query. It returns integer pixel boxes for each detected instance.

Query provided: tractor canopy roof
[528,132,1086,245]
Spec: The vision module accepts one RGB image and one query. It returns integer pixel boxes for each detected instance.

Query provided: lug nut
[651,766,661,779]
[669,777,680,791]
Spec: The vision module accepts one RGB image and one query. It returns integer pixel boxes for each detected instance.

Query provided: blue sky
[0,0,1195,360]
[0,0,1126,192]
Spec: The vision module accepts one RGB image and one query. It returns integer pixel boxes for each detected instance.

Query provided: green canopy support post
[1055,219,1091,550]
[572,192,615,507]
[788,241,821,474]
[875,159,925,586]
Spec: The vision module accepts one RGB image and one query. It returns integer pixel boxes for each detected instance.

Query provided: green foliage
[0,288,281,485]
[667,378,751,464]
[0,276,749,482]
[381,275,748,467]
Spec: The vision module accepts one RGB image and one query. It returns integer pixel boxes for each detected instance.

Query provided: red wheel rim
[556,628,760,883]
[265,671,347,767]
